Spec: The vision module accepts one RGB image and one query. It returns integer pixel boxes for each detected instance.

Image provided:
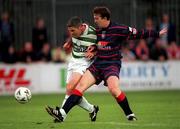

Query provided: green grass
[0,90,180,129]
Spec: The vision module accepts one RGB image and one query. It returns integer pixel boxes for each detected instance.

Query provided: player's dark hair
[93,6,111,20]
[67,16,83,28]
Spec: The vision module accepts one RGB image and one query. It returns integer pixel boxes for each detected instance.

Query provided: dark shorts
[88,60,121,85]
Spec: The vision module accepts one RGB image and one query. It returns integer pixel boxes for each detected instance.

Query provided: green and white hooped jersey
[72,24,97,58]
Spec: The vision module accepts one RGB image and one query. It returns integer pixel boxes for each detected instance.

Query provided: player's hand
[86,45,96,52]
[159,28,167,36]
[85,51,97,60]
[63,42,72,51]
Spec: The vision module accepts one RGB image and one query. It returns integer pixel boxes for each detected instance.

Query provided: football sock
[61,95,94,113]
[61,94,69,108]
[59,108,67,120]
[78,96,94,113]
[62,89,82,114]
[116,92,133,116]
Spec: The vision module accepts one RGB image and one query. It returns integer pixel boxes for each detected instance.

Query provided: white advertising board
[0,61,180,95]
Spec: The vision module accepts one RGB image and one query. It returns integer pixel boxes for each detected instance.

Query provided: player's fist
[63,42,72,51]
[86,45,97,52]
[85,51,97,60]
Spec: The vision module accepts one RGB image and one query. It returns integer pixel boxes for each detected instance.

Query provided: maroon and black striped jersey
[96,22,159,60]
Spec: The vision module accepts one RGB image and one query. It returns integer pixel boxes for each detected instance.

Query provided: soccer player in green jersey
[46,16,99,122]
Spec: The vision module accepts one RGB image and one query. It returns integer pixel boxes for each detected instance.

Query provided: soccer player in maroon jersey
[46,6,167,122]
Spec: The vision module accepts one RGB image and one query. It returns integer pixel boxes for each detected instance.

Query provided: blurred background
[0,0,180,94]
[0,1,180,129]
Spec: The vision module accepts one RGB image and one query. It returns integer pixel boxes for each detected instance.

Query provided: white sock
[60,94,69,108]
[78,96,94,113]
[61,95,94,113]
[127,113,135,118]
[59,108,67,121]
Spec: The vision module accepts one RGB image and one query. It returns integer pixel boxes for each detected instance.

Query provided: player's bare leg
[55,70,97,121]
[106,76,137,121]
[76,70,96,93]
[76,70,99,121]
[59,71,97,120]
[46,72,99,122]
[61,72,81,107]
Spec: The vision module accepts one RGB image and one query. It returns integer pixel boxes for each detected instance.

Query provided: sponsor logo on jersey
[98,41,109,46]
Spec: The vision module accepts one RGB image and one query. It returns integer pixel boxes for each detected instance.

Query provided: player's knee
[75,81,87,93]
[108,85,121,97]
[66,84,75,93]
[108,86,115,95]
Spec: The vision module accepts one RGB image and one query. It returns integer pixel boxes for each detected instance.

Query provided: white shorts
[66,57,92,83]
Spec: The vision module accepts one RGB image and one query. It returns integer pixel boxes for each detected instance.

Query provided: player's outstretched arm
[114,24,168,40]
[124,26,167,40]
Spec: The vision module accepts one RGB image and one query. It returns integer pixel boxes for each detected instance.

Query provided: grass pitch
[0,90,180,129]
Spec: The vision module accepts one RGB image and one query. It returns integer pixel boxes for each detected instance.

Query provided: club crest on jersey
[101,31,106,39]
[76,40,81,46]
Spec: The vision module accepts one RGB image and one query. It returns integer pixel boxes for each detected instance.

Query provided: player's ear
[79,24,84,31]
